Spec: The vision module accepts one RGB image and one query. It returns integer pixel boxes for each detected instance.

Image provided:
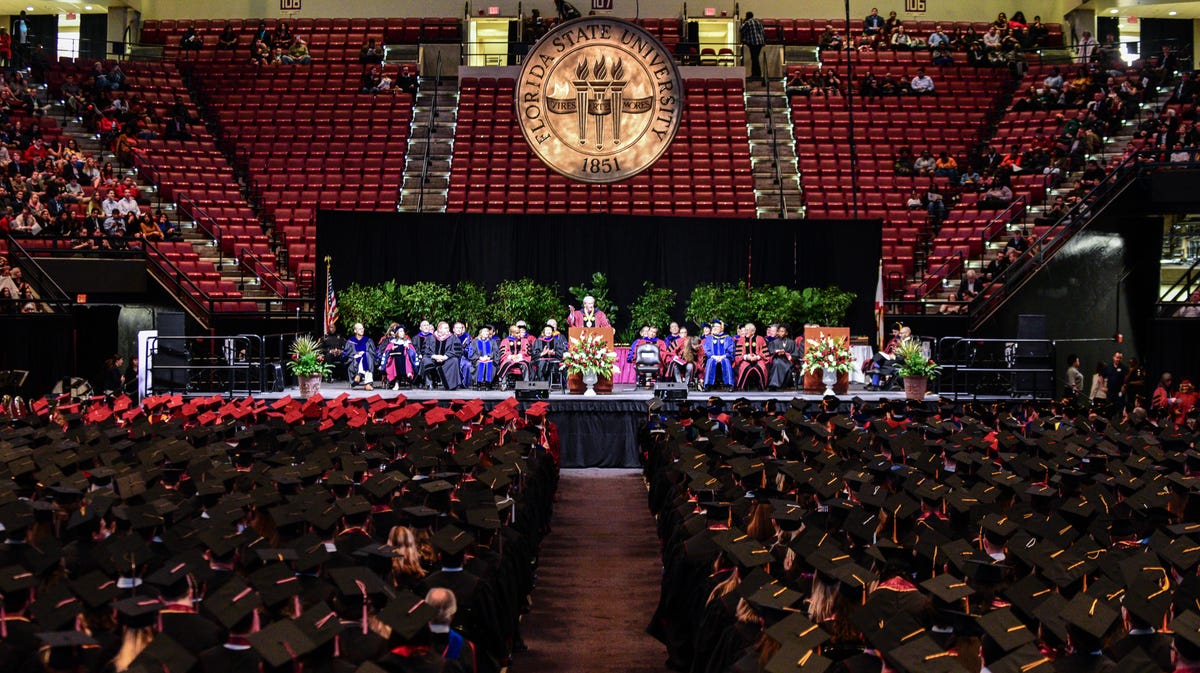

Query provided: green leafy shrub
[492,279,563,329]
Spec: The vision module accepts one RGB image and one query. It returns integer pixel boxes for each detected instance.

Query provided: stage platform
[256,382,908,404]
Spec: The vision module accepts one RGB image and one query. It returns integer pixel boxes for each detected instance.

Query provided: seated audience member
[273,20,293,47]
[396,66,419,95]
[883,11,902,38]
[984,248,1009,280]
[360,38,385,66]
[933,151,958,181]
[282,37,311,64]
[890,26,914,50]
[979,179,1014,208]
[927,25,949,50]
[818,24,843,52]
[250,37,270,65]
[862,8,885,41]
[913,149,936,176]
[1034,197,1068,226]
[786,71,812,98]
[982,26,1002,53]
[909,68,935,94]
[361,66,389,93]
[905,190,923,209]
[1027,16,1049,47]
[860,71,880,98]
[893,146,915,175]
[217,21,239,50]
[941,269,981,314]
[180,25,203,53]
[958,168,984,190]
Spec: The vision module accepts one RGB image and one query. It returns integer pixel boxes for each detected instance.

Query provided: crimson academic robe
[497,337,530,381]
[566,308,610,328]
[734,335,770,390]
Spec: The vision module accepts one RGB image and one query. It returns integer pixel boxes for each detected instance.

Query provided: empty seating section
[450,77,755,217]
[790,53,1011,296]
[193,61,413,277]
[139,17,461,60]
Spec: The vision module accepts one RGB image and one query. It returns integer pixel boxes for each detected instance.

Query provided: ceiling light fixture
[1168,9,1177,14]
[24,6,33,10]
[85,4,93,8]
[1108,7,1118,12]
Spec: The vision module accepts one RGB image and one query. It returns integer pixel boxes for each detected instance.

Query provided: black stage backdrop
[316,212,883,334]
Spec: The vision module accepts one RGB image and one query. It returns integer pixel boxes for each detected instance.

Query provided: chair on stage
[634,342,663,388]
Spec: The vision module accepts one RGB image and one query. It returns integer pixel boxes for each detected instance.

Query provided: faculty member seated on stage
[734,323,770,390]
[423,321,464,390]
[453,321,475,387]
[766,323,799,390]
[470,325,497,389]
[533,323,567,383]
[668,327,703,388]
[497,325,532,384]
[346,322,378,390]
[703,319,736,390]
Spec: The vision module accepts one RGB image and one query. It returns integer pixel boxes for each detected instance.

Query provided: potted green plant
[893,337,941,400]
[561,332,620,395]
[800,334,856,395]
[287,334,334,398]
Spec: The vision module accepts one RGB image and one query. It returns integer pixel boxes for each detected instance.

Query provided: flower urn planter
[298,375,322,398]
[903,376,929,400]
[567,372,613,394]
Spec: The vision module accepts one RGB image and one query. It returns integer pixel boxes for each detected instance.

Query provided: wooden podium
[802,326,850,348]
[568,327,615,350]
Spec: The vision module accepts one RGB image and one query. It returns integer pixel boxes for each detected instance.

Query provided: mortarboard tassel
[354,580,369,635]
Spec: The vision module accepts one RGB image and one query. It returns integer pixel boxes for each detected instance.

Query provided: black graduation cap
[128,632,196,673]
[1060,592,1119,640]
[29,584,82,630]
[250,562,303,607]
[329,566,393,599]
[764,647,833,673]
[114,596,164,629]
[70,571,120,608]
[295,601,344,648]
[247,619,316,668]
[883,635,967,673]
[1172,610,1200,652]
[378,592,437,641]
[36,631,100,671]
[763,612,829,654]
[430,525,474,557]
[202,578,262,630]
[986,644,1054,673]
[978,608,1036,653]
[921,574,975,605]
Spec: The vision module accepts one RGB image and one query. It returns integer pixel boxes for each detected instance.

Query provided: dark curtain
[1138,19,1192,61]
[316,212,882,334]
[80,14,108,61]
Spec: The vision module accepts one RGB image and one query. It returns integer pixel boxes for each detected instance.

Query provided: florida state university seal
[515,17,683,183]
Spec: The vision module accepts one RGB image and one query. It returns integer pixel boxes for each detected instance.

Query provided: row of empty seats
[449,76,755,217]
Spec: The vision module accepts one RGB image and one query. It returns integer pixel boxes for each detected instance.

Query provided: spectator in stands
[1078,158,1106,190]
[931,44,953,67]
[273,21,293,48]
[926,182,947,222]
[1034,196,1068,227]
[905,190,923,209]
[1076,31,1097,64]
[1007,228,1034,252]
[860,71,880,98]
[249,38,270,66]
[180,25,203,55]
[913,149,936,175]
[818,24,842,53]
[928,25,949,50]
[1026,16,1049,48]
[979,178,1013,208]
[984,248,1008,280]
[910,68,935,94]
[894,146,915,175]
[555,0,582,20]
[1170,143,1192,163]
[9,205,40,236]
[890,26,915,50]
[815,68,842,96]
[862,8,885,43]
[100,188,120,216]
[934,151,958,181]
[959,168,983,190]
[217,21,238,50]
[883,11,902,37]
[61,74,85,116]
[360,38,385,67]
[941,269,980,314]
[155,211,180,240]
[361,66,388,94]
[252,20,271,48]
[116,188,139,216]
[740,12,766,84]
[282,37,311,65]
[396,66,419,95]
[786,71,812,98]
[982,26,1002,55]
[134,212,163,242]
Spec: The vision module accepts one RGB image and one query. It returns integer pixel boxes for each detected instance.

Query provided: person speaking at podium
[567,295,611,329]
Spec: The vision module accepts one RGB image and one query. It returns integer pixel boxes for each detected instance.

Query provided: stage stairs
[398,77,459,213]
[744,79,804,219]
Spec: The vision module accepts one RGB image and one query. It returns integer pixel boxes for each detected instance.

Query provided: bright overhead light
[1168,9,1177,14]
[1108,7,1118,12]
[85,4,93,8]
[24,6,32,10]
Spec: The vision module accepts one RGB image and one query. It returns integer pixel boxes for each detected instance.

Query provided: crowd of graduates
[0,391,559,673]
[643,393,1200,673]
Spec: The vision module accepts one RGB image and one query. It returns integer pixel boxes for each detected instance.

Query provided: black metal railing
[144,334,275,397]
[416,51,444,213]
[936,336,1056,400]
[966,151,1182,331]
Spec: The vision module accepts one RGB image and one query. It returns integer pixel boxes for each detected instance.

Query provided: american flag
[323,256,338,336]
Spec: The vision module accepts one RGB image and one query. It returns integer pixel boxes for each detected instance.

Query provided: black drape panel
[317,212,882,333]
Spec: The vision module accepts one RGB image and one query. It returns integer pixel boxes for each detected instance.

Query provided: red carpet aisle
[516,468,668,673]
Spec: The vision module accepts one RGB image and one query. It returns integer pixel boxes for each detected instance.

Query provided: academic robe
[702,334,736,387]
[381,338,417,383]
[566,308,610,328]
[534,334,566,381]
[471,337,497,385]
[734,335,769,390]
[378,647,465,673]
[766,337,799,389]
[345,334,377,382]
[497,336,530,382]
[413,331,434,376]
[668,337,703,385]
[457,333,476,385]
[423,333,464,390]
[198,643,262,673]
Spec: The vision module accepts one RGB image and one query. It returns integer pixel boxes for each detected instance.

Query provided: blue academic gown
[457,333,475,385]
[472,337,496,384]
[703,334,735,386]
